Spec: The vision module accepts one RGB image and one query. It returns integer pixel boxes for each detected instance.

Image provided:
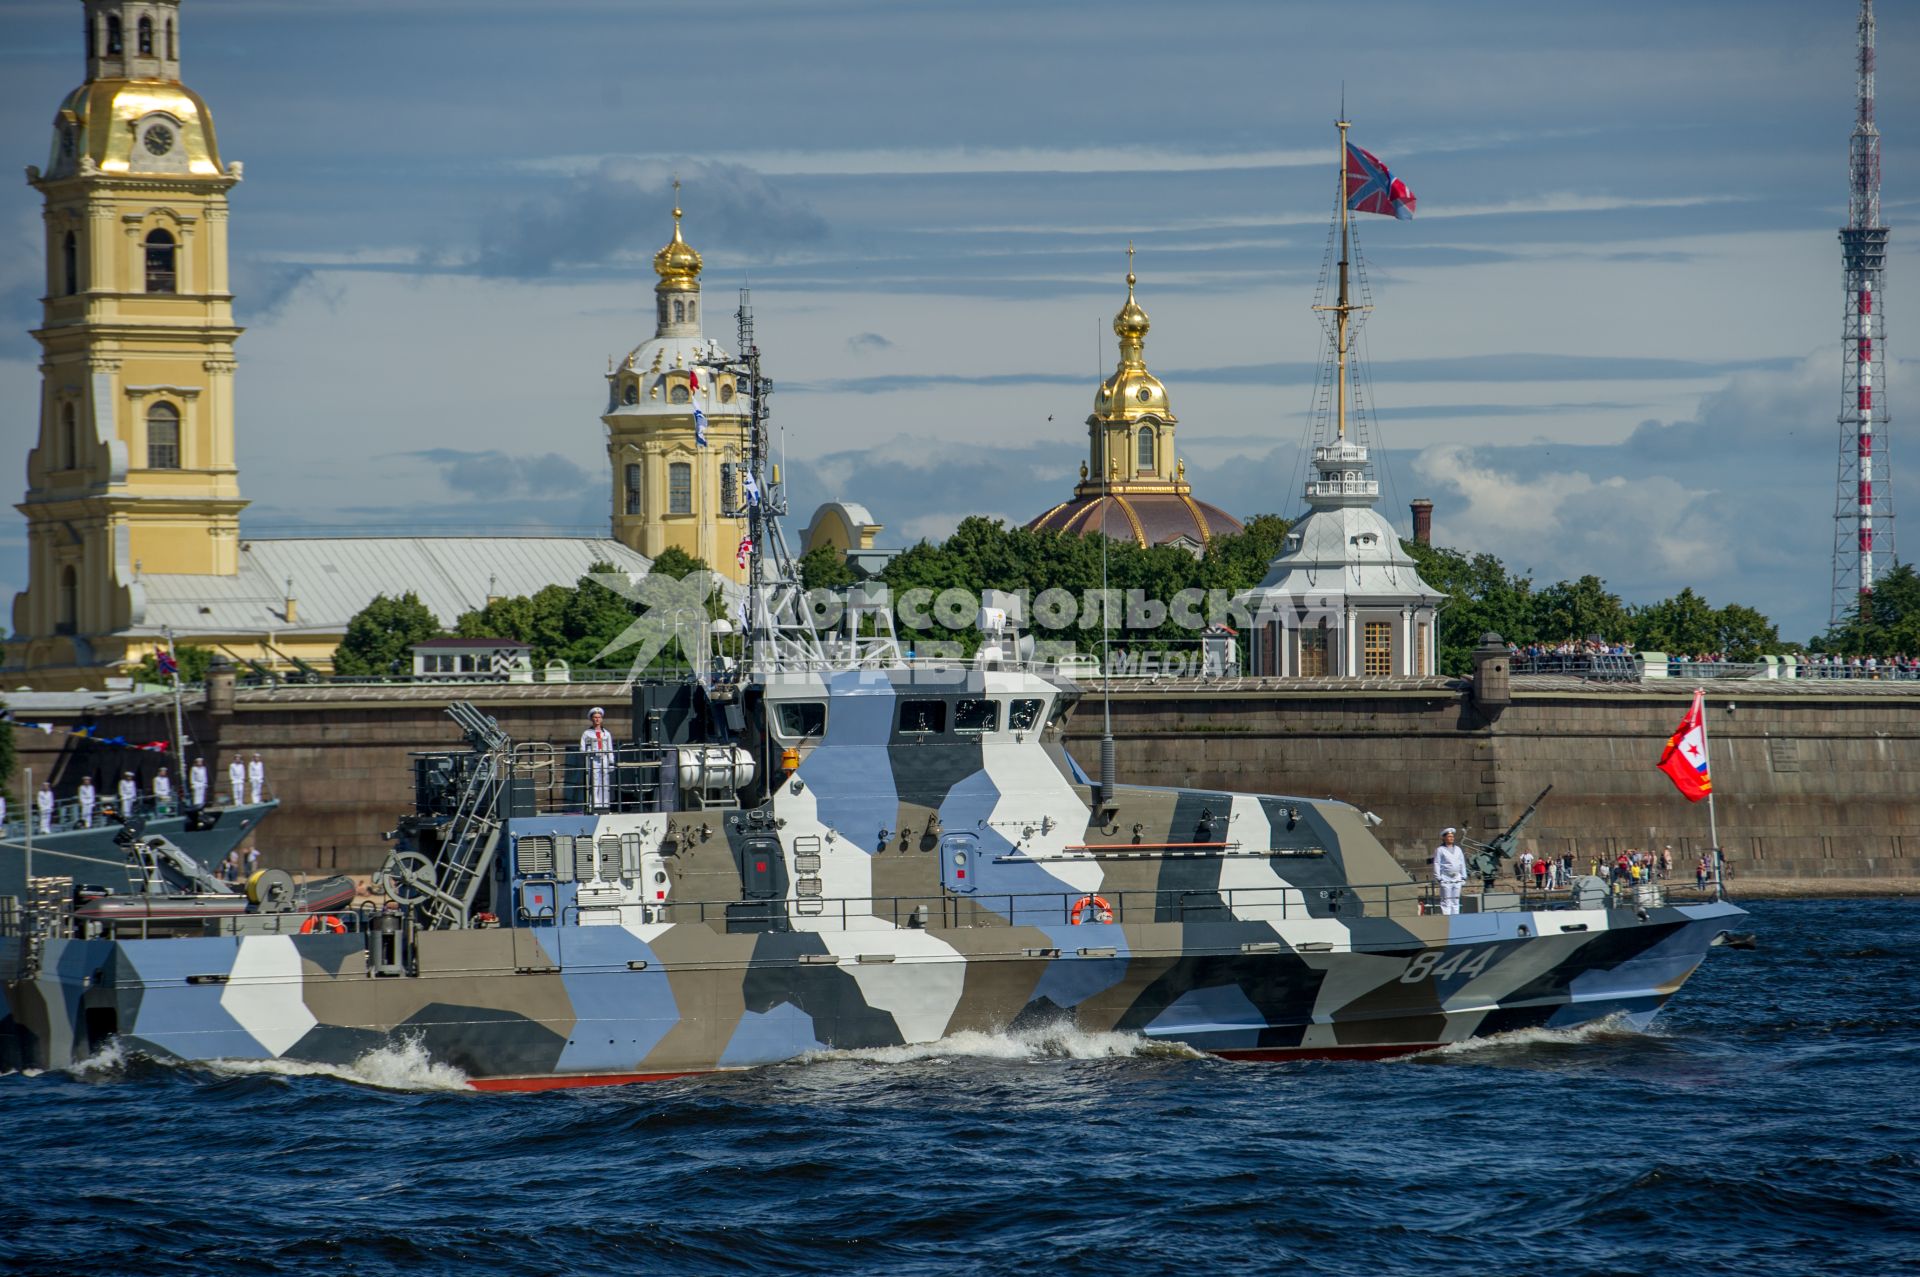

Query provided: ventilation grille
[517,836,554,876]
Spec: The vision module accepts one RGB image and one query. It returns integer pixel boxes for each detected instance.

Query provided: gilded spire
[653,177,703,291]
[1113,242,1150,365]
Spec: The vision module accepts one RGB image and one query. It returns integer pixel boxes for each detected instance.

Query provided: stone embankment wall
[11,675,1917,882]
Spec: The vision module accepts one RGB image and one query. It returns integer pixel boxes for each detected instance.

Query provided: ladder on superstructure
[422,702,511,929]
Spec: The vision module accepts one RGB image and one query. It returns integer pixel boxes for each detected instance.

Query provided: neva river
[4,898,1915,1276]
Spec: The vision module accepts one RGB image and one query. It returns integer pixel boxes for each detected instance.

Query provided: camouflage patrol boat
[0,304,1744,1088]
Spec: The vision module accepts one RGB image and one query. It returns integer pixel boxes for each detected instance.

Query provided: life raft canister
[299,913,346,935]
[1069,894,1114,925]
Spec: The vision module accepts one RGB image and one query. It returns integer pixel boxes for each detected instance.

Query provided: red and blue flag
[1345,142,1416,220]
[1656,689,1712,802]
[156,647,179,677]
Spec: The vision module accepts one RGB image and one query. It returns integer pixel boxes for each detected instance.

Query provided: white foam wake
[810,1024,1204,1066]
[1422,1010,1659,1058]
[200,1037,472,1091]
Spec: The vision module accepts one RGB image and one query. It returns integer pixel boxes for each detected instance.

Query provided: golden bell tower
[602,189,750,583]
[11,0,247,683]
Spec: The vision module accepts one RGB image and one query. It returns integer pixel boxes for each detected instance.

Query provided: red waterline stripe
[1214,1042,1439,1063]
[468,1069,707,1092]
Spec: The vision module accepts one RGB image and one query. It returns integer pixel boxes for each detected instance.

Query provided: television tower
[1832,0,1893,628]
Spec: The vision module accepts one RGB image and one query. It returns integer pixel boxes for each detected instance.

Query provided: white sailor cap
[1441,827,1457,837]
[590,706,606,717]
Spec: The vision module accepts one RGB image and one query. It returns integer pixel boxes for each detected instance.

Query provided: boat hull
[0,802,278,899]
[1,899,1744,1085]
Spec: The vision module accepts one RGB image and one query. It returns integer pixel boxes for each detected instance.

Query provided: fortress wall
[12,679,1918,882]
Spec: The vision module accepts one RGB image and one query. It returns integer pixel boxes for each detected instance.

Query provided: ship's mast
[1832,0,1894,627]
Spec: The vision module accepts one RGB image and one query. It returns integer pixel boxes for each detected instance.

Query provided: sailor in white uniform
[117,772,139,817]
[1433,827,1468,916]
[153,766,174,814]
[37,783,55,834]
[248,753,266,804]
[580,707,615,812]
[228,758,246,805]
[190,758,209,808]
[77,776,97,827]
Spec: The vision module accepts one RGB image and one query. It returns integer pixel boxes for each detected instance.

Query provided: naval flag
[742,467,762,507]
[1345,142,1417,220]
[1656,689,1712,802]
[690,368,708,447]
[156,646,178,678]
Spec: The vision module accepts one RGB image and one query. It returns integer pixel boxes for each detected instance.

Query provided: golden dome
[44,80,224,181]
[1114,247,1150,344]
[653,188,703,292]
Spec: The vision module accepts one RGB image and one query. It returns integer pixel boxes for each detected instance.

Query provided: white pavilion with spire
[1239,116,1444,678]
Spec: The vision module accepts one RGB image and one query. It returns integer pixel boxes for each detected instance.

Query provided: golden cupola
[1024,246,1243,555]
[1095,248,1170,423]
[653,192,703,293]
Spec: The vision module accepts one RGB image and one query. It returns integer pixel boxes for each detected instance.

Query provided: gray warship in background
[0,303,1745,1088]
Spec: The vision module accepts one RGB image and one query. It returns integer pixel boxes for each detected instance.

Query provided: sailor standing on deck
[1433,827,1467,916]
[190,757,208,808]
[581,707,615,812]
[153,766,173,814]
[77,776,97,827]
[248,753,266,805]
[117,771,138,818]
[38,782,55,834]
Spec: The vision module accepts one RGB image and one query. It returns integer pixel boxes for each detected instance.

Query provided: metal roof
[132,537,654,636]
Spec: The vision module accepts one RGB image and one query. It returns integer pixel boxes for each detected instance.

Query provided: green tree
[798,543,857,591]
[1819,562,1920,655]
[1531,575,1632,643]
[332,592,443,677]
[1199,513,1291,593]
[1712,603,1781,661]
[1631,587,1720,656]
[1402,540,1535,674]
[133,644,217,685]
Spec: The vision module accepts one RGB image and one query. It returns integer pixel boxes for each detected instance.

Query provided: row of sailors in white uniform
[11,755,270,834]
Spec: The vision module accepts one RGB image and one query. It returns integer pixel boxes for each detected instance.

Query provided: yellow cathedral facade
[13,0,246,680]
[5,0,705,690]
[602,195,751,585]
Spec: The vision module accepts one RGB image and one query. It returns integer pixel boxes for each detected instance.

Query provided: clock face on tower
[143,124,174,156]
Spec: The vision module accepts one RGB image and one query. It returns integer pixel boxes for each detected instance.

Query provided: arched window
[138,15,154,54]
[686,301,695,324]
[622,382,639,406]
[656,297,669,327]
[63,231,78,295]
[669,384,690,405]
[107,14,122,54]
[146,403,181,469]
[625,463,642,516]
[62,403,78,469]
[673,299,685,323]
[668,462,693,514]
[719,382,734,404]
[166,19,175,59]
[144,229,176,293]
[1137,427,1154,471]
[58,565,78,634]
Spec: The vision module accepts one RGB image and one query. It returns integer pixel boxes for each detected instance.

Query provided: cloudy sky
[3,0,1916,641]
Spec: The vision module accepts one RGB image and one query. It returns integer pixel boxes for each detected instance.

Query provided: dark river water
[4,897,1915,1276]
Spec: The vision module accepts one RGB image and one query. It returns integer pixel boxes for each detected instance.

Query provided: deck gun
[1465,784,1553,888]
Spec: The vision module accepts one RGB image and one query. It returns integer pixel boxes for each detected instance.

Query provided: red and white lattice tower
[1832,0,1894,628]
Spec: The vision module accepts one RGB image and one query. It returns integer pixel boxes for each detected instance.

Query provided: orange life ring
[1069,894,1114,925]
[299,913,346,935]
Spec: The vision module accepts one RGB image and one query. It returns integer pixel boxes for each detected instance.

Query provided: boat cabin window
[898,699,946,735]
[1008,698,1045,732]
[954,698,998,733]
[777,701,827,738]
